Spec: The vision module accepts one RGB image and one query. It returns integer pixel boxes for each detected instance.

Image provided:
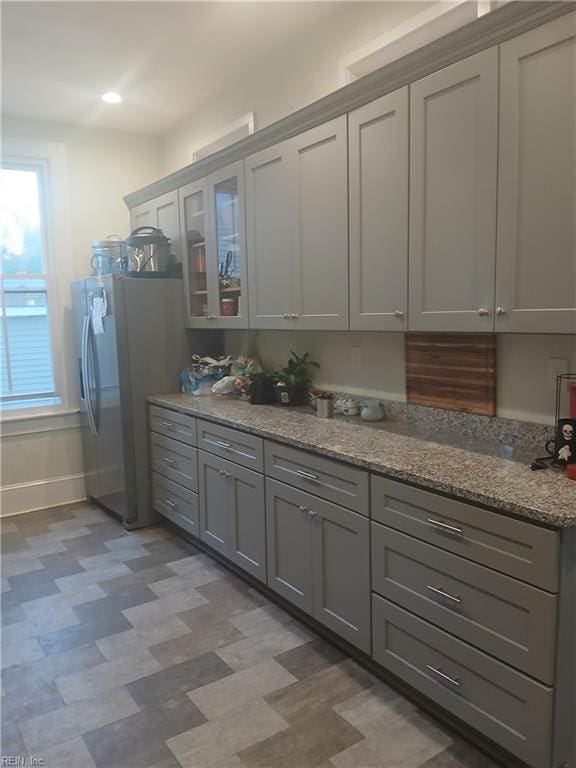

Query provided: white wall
[226,330,576,425]
[163,1,433,172]
[1,116,163,514]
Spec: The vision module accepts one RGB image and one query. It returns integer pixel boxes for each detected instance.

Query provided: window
[0,163,60,410]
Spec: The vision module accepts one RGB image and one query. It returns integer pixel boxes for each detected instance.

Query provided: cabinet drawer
[149,405,197,447]
[371,476,559,592]
[198,419,263,472]
[152,472,199,537]
[265,442,368,515]
[372,596,553,768]
[150,432,198,491]
[371,523,557,684]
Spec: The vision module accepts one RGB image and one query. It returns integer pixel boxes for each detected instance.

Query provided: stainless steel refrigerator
[71,275,190,528]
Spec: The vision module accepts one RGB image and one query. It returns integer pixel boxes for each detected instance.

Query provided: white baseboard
[0,473,87,517]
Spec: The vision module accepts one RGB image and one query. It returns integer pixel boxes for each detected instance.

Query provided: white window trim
[338,0,495,86]
[189,113,255,163]
[1,139,75,422]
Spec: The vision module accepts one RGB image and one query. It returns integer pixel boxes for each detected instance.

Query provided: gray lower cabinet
[152,472,199,538]
[266,478,370,652]
[264,441,368,515]
[373,595,554,768]
[371,523,557,684]
[149,405,197,447]
[266,479,314,614]
[371,475,559,592]
[150,432,198,491]
[198,450,266,582]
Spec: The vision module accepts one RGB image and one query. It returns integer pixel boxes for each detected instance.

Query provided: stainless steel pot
[126,226,172,273]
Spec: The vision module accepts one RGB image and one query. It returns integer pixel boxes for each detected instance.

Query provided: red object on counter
[570,383,576,418]
[566,463,576,481]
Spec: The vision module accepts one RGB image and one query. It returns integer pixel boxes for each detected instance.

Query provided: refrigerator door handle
[82,315,98,436]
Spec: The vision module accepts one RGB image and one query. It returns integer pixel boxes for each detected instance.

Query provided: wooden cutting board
[405,333,496,416]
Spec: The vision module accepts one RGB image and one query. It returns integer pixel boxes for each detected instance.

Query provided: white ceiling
[2,1,401,135]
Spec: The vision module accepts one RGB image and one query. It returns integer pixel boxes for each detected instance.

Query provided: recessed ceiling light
[101,92,122,104]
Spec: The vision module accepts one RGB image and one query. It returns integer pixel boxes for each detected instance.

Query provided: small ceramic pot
[361,403,384,422]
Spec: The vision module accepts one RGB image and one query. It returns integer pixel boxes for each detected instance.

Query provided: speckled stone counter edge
[148,395,576,529]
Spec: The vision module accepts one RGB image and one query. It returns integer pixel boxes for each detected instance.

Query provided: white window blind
[0,164,60,410]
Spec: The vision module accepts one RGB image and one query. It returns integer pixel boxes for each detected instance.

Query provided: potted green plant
[274,351,319,406]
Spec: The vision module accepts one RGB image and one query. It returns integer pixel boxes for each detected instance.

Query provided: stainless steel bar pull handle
[162,457,176,465]
[427,585,462,605]
[427,519,463,537]
[165,499,178,509]
[296,469,319,481]
[216,441,232,449]
[426,665,460,687]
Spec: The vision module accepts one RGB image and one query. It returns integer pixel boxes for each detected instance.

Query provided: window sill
[1,407,81,437]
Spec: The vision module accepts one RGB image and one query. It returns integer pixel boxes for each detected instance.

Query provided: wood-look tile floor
[1,503,501,768]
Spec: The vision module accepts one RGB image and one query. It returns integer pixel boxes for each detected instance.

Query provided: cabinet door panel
[131,192,180,261]
[349,89,408,331]
[409,49,498,331]
[245,144,294,329]
[130,202,155,230]
[155,191,181,262]
[265,479,313,613]
[312,498,370,653]
[496,13,576,333]
[179,178,214,326]
[207,161,249,328]
[229,465,266,582]
[198,451,230,555]
[291,117,349,330]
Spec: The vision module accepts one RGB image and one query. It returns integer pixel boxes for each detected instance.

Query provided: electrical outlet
[547,357,569,389]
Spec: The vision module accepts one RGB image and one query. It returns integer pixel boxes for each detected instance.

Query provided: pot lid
[92,234,126,248]
[126,226,171,247]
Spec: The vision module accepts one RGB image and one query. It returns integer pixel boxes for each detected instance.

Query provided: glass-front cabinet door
[180,162,248,328]
[206,161,248,328]
[180,178,212,325]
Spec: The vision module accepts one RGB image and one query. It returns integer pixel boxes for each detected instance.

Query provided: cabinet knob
[394,310,404,319]
[282,313,290,320]
[308,509,318,518]
[290,313,298,320]
[218,469,231,478]
[477,308,490,317]
[298,505,308,513]
[496,306,508,316]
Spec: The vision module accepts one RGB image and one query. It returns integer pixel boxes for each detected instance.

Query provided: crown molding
[125,0,575,209]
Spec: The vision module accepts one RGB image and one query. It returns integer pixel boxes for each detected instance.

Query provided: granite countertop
[148,394,576,529]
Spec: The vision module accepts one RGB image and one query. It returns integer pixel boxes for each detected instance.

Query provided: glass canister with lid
[91,235,127,275]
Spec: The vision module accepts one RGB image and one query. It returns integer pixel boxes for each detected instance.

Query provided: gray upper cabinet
[245,117,348,330]
[130,190,181,262]
[349,89,409,331]
[245,141,295,329]
[409,49,498,332]
[495,13,576,334]
[291,117,349,330]
[180,162,248,329]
